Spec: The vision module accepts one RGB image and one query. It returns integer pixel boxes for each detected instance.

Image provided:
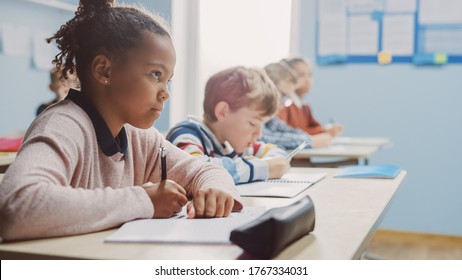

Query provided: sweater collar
[289,92,304,108]
[66,89,128,158]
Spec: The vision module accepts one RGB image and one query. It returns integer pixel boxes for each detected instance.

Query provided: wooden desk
[0,168,406,260]
[293,145,379,165]
[0,153,16,173]
[0,153,16,166]
[332,137,391,149]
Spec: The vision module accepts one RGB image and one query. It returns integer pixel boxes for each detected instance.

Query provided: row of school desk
[0,137,391,170]
[0,166,406,260]
[291,136,391,166]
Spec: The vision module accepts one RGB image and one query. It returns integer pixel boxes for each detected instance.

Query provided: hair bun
[77,0,113,17]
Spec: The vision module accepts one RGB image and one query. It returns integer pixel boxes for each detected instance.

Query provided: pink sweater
[0,95,241,241]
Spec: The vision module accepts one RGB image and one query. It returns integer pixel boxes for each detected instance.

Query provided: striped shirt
[166,117,288,184]
[260,117,313,150]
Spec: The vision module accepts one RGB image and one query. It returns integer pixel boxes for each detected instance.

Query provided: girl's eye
[249,122,257,127]
[151,71,161,79]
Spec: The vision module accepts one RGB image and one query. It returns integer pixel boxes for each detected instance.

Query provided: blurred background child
[263,62,331,149]
[36,67,79,116]
[167,66,290,184]
[279,57,343,138]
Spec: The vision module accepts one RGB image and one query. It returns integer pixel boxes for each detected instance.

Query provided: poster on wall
[316,0,462,65]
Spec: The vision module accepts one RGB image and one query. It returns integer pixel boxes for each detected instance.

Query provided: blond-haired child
[278,58,343,137]
[36,67,79,116]
[263,62,331,148]
[167,66,290,184]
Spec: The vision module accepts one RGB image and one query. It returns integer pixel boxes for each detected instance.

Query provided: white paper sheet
[384,0,416,13]
[105,207,265,244]
[382,14,415,55]
[423,28,462,54]
[318,0,347,55]
[318,18,347,56]
[347,0,383,13]
[347,15,379,55]
[236,173,326,198]
[419,0,462,24]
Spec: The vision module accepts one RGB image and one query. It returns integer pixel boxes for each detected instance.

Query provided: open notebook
[236,173,326,198]
[105,207,265,244]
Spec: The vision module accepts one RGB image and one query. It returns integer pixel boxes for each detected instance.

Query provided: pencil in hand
[159,147,167,181]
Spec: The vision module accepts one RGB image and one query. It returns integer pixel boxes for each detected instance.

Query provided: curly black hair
[47,0,170,83]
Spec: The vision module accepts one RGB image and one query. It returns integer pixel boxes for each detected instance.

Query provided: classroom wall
[298,1,462,236]
[0,0,172,135]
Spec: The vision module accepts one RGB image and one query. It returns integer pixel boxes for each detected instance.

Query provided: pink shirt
[0,90,241,241]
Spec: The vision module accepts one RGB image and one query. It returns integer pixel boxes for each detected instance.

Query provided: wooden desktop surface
[0,153,16,166]
[293,145,379,159]
[0,168,406,260]
[332,137,391,148]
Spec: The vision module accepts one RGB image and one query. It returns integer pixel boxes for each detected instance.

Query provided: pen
[286,140,310,160]
[159,146,167,181]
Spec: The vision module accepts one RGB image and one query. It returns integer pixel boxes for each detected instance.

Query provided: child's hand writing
[187,188,235,218]
[325,124,343,137]
[142,180,188,218]
[312,133,332,148]
[264,156,290,179]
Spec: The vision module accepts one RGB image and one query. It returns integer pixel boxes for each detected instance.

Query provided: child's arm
[167,128,284,183]
[186,188,235,218]
[146,132,243,217]
[141,180,188,218]
[260,118,313,150]
[0,133,154,241]
[251,142,290,179]
[324,123,344,137]
[312,133,333,148]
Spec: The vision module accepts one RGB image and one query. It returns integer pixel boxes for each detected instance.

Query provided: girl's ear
[214,101,230,122]
[91,54,112,86]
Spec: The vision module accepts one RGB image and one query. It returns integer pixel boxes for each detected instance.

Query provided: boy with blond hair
[36,67,79,116]
[167,66,290,184]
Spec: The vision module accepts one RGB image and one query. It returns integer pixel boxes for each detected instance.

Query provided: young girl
[262,62,331,149]
[0,0,242,241]
[278,58,343,137]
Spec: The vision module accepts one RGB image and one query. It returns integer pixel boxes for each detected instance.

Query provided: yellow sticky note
[434,53,448,64]
[378,51,392,65]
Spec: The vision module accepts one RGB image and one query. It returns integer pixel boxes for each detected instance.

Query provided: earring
[105,80,108,84]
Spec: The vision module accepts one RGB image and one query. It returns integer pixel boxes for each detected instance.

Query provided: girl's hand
[187,188,235,218]
[142,180,188,218]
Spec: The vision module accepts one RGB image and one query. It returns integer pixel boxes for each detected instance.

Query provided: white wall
[297,0,462,235]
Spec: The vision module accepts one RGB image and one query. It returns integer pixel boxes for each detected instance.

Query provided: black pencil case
[230,195,315,259]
